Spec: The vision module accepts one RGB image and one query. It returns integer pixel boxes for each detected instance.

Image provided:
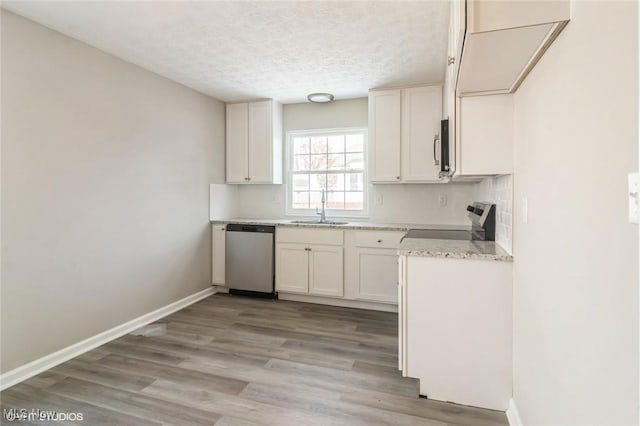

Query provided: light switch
[375,194,383,206]
[628,173,639,224]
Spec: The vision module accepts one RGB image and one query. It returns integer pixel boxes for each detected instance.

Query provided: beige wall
[284,98,368,132]
[512,2,638,425]
[1,11,225,373]
[235,98,478,225]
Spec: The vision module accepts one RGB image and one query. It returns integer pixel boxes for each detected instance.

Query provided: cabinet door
[368,90,401,183]
[211,225,226,285]
[309,245,343,297]
[401,85,443,182]
[276,243,309,294]
[354,247,398,303]
[226,103,249,183]
[248,101,273,183]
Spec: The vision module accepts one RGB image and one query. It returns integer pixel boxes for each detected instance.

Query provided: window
[288,129,367,214]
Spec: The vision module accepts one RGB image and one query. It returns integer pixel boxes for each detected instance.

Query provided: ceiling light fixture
[307,93,334,103]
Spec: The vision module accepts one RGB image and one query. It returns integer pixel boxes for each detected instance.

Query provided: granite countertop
[398,237,513,262]
[211,218,512,261]
[210,218,469,232]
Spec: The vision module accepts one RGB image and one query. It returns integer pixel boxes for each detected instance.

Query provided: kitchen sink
[289,220,349,226]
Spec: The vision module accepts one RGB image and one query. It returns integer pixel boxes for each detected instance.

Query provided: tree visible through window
[290,130,366,211]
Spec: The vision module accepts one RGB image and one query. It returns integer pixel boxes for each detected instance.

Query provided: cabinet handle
[433,134,440,166]
[377,239,382,243]
[396,176,400,180]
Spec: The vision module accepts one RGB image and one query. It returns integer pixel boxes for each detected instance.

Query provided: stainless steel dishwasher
[225,224,276,298]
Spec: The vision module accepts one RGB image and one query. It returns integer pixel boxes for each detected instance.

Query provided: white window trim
[285,127,369,219]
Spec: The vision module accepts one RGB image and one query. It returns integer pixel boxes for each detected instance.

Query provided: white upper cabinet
[368,89,401,182]
[226,100,282,184]
[401,86,443,182]
[455,0,570,96]
[369,85,443,183]
[455,94,514,177]
[226,103,249,183]
[444,0,565,178]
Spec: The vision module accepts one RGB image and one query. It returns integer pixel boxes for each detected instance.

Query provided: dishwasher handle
[226,224,275,233]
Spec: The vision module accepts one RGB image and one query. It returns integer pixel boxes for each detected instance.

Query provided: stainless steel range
[404,202,496,241]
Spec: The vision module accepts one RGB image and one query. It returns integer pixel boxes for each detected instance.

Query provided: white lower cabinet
[345,230,405,304]
[352,248,398,302]
[275,228,344,298]
[211,225,226,285]
[309,246,344,297]
[399,254,512,411]
[275,227,404,309]
[275,243,309,294]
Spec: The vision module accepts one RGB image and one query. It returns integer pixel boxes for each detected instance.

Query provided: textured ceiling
[3,1,450,104]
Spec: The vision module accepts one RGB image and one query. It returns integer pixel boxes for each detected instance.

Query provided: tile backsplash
[210,177,514,254]
[476,175,513,254]
[228,182,478,225]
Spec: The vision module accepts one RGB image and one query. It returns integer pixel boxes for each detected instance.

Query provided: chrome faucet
[316,189,327,223]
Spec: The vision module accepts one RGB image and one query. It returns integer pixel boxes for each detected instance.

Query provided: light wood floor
[1,293,508,426]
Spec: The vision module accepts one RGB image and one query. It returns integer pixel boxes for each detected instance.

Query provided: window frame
[285,127,369,218]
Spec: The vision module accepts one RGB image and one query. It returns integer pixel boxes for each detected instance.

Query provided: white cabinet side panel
[406,256,512,410]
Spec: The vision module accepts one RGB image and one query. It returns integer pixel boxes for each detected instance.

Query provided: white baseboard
[0,286,216,391]
[278,292,398,313]
[506,398,524,426]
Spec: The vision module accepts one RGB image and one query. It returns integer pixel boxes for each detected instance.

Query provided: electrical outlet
[438,195,447,206]
[375,194,383,206]
[629,173,639,224]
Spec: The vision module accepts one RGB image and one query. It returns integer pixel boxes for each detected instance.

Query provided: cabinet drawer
[276,227,343,246]
[354,231,405,249]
